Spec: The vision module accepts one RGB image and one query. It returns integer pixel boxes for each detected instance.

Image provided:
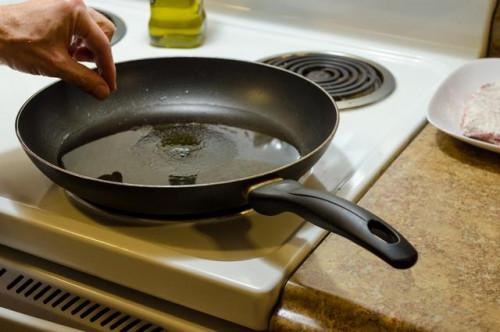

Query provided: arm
[0,0,116,99]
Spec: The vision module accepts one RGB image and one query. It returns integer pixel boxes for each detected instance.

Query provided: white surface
[0,245,250,332]
[0,0,487,330]
[0,307,82,332]
[428,58,500,154]
[206,0,496,58]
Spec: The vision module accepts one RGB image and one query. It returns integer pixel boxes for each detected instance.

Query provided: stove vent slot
[6,274,24,290]
[2,269,165,332]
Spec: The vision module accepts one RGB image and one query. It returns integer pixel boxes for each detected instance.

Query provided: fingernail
[93,84,110,100]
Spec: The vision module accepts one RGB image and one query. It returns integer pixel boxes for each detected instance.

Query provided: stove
[0,0,494,331]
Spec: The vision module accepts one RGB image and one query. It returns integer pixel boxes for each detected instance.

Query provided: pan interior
[59,121,301,186]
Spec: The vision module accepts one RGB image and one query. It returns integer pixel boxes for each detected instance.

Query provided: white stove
[0,0,494,331]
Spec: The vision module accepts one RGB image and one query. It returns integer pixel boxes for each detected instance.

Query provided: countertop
[269,124,500,331]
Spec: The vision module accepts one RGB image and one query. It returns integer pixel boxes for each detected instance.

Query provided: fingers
[72,46,95,62]
[70,9,115,63]
[55,56,111,99]
[87,8,115,41]
[74,9,116,91]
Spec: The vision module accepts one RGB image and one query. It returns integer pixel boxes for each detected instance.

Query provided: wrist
[0,5,13,61]
[0,4,23,65]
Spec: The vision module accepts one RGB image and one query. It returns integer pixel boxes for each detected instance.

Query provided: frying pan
[16,57,417,268]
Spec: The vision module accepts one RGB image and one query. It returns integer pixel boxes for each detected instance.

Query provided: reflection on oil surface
[60,123,300,185]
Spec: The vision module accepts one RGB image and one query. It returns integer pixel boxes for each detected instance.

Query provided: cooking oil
[149,0,206,48]
[59,123,301,186]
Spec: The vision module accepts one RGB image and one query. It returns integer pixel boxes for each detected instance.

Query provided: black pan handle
[248,180,417,269]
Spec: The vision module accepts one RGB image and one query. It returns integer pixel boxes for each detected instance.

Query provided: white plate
[427,58,500,153]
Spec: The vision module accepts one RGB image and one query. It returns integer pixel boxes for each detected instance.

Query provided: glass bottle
[149,0,206,48]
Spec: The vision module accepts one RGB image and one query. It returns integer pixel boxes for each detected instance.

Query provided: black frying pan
[16,57,417,268]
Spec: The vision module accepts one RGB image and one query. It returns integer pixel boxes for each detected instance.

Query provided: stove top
[0,0,491,330]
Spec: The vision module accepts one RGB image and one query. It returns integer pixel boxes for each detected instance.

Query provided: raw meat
[461,81,500,145]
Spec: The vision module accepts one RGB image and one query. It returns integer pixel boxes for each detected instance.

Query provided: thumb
[54,56,111,99]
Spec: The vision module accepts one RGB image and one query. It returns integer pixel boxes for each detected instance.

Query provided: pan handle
[248,180,417,269]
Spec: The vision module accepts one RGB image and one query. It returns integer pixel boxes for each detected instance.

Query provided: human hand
[0,0,116,99]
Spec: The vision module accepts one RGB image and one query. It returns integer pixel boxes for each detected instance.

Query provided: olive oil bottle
[149,0,206,48]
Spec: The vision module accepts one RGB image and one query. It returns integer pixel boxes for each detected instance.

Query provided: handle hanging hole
[368,220,399,243]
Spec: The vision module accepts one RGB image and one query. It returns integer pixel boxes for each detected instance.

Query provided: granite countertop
[270,125,500,331]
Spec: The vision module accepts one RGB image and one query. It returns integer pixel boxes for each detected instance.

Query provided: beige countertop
[270,125,500,331]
